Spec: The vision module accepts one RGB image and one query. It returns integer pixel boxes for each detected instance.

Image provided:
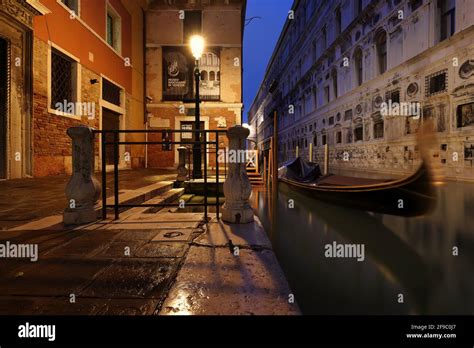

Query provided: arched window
[322,26,327,51]
[375,30,387,74]
[335,7,342,36]
[209,71,216,81]
[331,68,338,99]
[201,70,208,81]
[217,71,220,81]
[353,47,363,87]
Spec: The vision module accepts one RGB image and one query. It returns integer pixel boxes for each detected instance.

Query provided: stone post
[63,126,101,225]
[222,125,254,224]
[176,146,188,181]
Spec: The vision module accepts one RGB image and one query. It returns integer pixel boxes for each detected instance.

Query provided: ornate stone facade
[249,0,474,181]
[0,0,40,179]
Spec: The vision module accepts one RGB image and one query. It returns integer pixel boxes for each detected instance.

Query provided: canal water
[250,181,474,315]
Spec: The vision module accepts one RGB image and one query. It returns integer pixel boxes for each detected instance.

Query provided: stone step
[143,188,185,214]
[100,181,174,214]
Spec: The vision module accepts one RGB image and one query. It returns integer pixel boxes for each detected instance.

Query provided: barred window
[102,79,122,106]
[51,48,76,110]
[385,89,400,104]
[426,70,447,96]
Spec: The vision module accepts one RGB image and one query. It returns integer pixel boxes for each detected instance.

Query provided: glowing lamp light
[190,35,205,60]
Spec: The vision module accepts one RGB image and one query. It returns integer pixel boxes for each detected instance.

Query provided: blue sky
[243,0,294,123]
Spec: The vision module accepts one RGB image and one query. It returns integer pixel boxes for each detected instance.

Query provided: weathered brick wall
[32,38,99,177]
[147,106,236,169]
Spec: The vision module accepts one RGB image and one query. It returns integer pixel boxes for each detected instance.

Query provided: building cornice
[0,0,44,27]
[26,0,51,15]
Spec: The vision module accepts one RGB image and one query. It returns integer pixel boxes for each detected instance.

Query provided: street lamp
[190,35,205,179]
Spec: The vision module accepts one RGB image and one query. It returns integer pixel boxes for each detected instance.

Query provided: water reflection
[250,181,474,315]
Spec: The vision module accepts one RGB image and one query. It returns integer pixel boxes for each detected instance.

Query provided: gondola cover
[281,157,322,183]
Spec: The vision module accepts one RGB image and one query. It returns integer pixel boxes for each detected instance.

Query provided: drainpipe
[143,7,148,169]
[145,121,148,169]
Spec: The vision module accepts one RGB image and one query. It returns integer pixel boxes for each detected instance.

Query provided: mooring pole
[272,111,278,193]
[324,143,329,175]
[263,155,267,187]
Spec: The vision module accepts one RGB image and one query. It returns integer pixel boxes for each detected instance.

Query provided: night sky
[243,0,294,123]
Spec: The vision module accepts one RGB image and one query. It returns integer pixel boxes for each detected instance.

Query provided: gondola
[278,156,437,217]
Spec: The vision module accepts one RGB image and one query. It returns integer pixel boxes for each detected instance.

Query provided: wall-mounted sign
[181,124,193,139]
[163,47,192,100]
[163,47,220,101]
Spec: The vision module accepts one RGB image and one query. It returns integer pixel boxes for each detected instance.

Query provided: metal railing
[185,146,228,180]
[93,129,227,222]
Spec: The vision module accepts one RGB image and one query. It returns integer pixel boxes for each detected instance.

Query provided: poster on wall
[163,47,192,100]
[163,47,220,101]
[197,51,220,101]
[181,124,193,139]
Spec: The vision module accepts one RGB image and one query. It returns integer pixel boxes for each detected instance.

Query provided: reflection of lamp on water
[190,35,205,179]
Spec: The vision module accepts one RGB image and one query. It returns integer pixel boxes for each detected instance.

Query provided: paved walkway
[0,194,300,315]
[0,169,176,230]
[0,171,300,315]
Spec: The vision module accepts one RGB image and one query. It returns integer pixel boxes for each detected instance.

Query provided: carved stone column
[176,146,188,182]
[222,126,254,224]
[63,126,101,225]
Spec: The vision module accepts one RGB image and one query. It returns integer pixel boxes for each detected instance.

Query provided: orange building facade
[0,0,146,179]
[0,0,245,179]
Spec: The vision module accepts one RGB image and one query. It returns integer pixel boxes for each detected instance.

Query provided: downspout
[143,7,148,169]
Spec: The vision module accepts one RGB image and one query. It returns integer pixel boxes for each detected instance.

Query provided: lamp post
[190,35,205,179]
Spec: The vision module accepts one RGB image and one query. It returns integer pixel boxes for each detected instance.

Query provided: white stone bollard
[176,146,188,182]
[222,125,254,224]
[63,126,101,225]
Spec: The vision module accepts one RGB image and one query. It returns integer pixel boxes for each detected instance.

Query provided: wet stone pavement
[0,169,300,315]
[0,206,299,315]
[0,224,202,315]
[0,169,176,230]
